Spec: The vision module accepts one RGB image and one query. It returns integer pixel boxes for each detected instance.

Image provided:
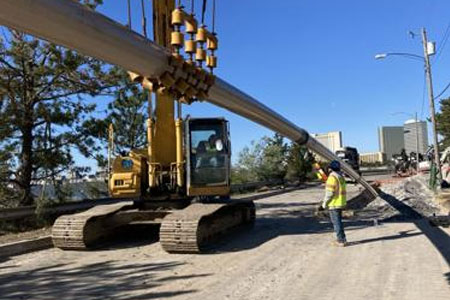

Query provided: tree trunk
[18,124,34,206]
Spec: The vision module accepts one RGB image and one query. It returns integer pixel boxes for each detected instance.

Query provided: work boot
[333,240,347,247]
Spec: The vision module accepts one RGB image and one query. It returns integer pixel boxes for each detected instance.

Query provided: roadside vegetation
[231,133,315,185]
[0,1,148,208]
[436,97,450,148]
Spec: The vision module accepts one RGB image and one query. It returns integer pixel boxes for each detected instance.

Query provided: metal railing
[0,180,284,221]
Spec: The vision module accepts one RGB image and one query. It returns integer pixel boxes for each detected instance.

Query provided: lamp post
[375,28,441,183]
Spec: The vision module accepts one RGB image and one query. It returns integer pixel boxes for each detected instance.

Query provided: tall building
[311,131,343,152]
[378,126,404,160]
[404,119,428,154]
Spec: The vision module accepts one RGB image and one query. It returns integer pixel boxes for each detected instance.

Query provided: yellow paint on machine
[109,150,147,198]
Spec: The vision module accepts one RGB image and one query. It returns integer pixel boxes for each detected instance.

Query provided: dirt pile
[356,175,440,221]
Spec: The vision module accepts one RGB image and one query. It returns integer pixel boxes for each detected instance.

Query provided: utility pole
[422,28,442,183]
[415,112,420,173]
[127,0,132,29]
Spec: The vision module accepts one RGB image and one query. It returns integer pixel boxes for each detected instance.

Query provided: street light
[375,28,441,185]
[374,52,424,61]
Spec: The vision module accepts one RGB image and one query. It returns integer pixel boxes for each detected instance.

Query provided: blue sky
[85,0,450,168]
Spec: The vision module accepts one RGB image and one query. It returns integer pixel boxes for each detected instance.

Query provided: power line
[434,80,450,100]
[433,22,450,64]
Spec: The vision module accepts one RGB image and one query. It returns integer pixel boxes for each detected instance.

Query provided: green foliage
[286,143,314,182]
[231,141,260,184]
[0,148,17,207]
[255,134,288,182]
[84,73,148,165]
[232,134,317,184]
[0,29,120,206]
[436,97,450,149]
[232,133,289,183]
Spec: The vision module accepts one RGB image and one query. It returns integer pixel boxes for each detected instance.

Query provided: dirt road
[1,183,449,300]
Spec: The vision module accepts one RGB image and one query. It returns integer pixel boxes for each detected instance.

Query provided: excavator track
[52,202,133,250]
[160,200,255,253]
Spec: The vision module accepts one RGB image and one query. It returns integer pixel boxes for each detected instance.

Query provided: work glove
[317,205,325,212]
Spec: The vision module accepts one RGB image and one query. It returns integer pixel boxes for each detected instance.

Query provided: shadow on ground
[208,188,450,276]
[206,198,373,253]
[0,260,208,299]
[202,186,376,253]
[346,230,422,246]
[379,191,450,286]
[235,184,314,202]
[96,224,161,250]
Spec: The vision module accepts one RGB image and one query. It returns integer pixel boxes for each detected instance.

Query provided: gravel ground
[358,175,442,221]
[0,179,449,300]
[0,227,52,244]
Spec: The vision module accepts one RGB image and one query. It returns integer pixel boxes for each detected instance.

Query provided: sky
[81,0,450,169]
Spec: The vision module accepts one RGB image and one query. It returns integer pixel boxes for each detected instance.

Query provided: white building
[360,152,385,164]
[404,119,428,155]
[311,131,343,153]
[378,126,404,161]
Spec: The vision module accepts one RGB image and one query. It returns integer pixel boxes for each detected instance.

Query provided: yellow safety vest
[325,172,347,209]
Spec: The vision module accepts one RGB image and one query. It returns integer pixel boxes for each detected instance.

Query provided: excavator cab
[185,118,231,197]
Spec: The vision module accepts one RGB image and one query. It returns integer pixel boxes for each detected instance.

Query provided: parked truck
[335,147,361,176]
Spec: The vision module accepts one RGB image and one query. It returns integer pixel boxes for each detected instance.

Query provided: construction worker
[321,160,347,246]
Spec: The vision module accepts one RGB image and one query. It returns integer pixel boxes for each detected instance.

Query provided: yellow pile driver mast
[53,0,254,254]
[110,0,220,198]
[149,0,177,191]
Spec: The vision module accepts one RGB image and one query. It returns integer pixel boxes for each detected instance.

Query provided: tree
[0,0,118,206]
[255,134,288,182]
[436,97,450,149]
[84,74,149,168]
[232,134,289,183]
[0,147,16,207]
[231,141,260,184]
[286,143,314,182]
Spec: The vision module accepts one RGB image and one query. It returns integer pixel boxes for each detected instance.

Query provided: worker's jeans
[329,209,346,243]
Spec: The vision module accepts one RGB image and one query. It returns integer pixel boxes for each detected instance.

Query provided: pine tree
[84,74,149,168]
[436,97,450,148]
[255,134,289,182]
[0,0,117,206]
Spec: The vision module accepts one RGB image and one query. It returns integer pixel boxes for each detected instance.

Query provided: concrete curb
[0,236,53,258]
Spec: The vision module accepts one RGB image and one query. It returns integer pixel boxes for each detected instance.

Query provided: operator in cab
[320,160,347,247]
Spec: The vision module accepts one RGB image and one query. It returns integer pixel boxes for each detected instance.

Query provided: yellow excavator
[51,0,255,253]
[1,0,378,252]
